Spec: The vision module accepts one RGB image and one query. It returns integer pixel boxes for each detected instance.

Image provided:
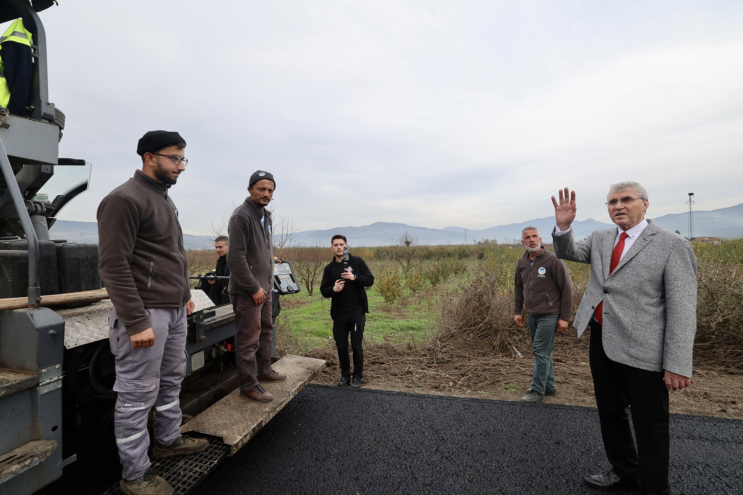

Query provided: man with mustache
[227,171,286,402]
[513,226,573,403]
[98,131,206,495]
[552,182,697,495]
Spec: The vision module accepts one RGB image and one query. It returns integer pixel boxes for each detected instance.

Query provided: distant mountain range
[50,203,743,249]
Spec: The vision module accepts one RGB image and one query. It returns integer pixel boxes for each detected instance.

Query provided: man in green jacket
[513,226,573,403]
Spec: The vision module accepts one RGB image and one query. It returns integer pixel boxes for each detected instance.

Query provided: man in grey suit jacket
[551,182,697,495]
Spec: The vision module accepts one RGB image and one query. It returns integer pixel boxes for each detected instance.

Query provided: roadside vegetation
[188,239,743,376]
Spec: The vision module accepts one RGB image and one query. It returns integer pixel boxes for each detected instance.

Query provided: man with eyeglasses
[551,182,697,495]
[98,131,207,495]
[227,170,286,403]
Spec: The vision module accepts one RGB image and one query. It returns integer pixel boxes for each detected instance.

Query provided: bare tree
[271,212,296,260]
[398,230,415,247]
[209,200,238,239]
[291,245,327,297]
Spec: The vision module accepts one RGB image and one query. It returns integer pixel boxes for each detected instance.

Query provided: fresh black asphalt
[192,384,743,495]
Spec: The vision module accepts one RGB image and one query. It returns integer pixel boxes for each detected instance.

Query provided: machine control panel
[273,259,300,295]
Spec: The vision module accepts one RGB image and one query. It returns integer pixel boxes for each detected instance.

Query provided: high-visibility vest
[0,19,33,109]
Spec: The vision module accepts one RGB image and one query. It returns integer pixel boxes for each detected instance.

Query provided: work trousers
[232,292,273,394]
[589,322,670,495]
[527,314,558,395]
[332,304,365,378]
[109,306,188,482]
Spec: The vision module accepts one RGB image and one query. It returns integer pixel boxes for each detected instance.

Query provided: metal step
[0,368,38,398]
[101,355,325,494]
[0,440,58,485]
[102,438,228,495]
[181,354,326,455]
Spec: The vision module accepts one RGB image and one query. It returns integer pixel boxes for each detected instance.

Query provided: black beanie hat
[137,130,186,156]
[249,170,276,189]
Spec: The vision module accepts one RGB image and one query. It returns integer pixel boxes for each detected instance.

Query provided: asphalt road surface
[192,384,743,495]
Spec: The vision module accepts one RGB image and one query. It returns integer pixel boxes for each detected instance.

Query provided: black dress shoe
[337,376,350,387]
[583,471,638,491]
[350,376,362,388]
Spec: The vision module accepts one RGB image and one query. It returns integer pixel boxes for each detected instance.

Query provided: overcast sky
[22,1,743,234]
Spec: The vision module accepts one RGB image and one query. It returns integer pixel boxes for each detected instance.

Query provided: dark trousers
[232,292,273,393]
[333,305,365,378]
[589,322,670,495]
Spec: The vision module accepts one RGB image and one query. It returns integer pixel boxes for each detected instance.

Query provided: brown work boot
[241,384,273,402]
[120,472,173,495]
[151,435,209,460]
[258,369,287,382]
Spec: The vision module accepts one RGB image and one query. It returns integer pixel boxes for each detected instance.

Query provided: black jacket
[212,255,231,305]
[320,255,374,319]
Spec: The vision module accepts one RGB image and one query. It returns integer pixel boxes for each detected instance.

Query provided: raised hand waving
[551,187,577,231]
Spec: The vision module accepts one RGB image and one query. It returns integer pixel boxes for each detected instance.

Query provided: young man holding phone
[320,235,375,388]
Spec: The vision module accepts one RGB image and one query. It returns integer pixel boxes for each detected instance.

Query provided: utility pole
[687,192,695,239]
[464,229,467,245]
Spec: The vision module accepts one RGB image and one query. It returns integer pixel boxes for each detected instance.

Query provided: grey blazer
[552,220,697,377]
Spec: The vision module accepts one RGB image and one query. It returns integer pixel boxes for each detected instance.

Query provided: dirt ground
[301,337,743,420]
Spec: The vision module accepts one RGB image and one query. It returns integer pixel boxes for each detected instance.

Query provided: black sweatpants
[589,322,670,495]
[333,305,365,378]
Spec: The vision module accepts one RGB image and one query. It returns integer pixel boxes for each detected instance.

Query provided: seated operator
[320,235,375,388]
[0,18,34,115]
[207,235,230,305]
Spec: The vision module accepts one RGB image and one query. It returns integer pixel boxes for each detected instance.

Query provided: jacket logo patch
[538,267,546,277]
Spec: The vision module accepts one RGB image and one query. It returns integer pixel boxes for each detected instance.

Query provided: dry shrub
[693,243,743,370]
[437,263,524,354]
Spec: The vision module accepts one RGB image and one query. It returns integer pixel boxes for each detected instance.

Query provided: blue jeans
[527,314,558,395]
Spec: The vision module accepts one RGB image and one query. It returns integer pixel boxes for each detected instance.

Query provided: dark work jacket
[97,170,190,335]
[320,255,374,320]
[513,247,573,321]
[212,255,231,305]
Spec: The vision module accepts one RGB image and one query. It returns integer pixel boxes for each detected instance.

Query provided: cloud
[20,1,743,234]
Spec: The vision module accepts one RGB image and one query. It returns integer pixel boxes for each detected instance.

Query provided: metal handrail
[0,137,41,308]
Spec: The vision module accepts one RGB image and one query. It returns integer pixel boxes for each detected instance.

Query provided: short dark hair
[331,235,347,245]
[215,235,229,244]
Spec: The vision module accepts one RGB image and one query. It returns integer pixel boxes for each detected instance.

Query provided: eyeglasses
[606,197,642,207]
[152,153,188,167]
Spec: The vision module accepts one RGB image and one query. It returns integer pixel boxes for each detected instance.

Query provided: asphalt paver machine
[0,3,323,494]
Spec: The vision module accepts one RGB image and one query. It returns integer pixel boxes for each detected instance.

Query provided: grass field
[276,270,450,354]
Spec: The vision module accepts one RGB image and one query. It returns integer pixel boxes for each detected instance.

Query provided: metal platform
[101,438,228,495]
[181,354,326,454]
[101,354,325,494]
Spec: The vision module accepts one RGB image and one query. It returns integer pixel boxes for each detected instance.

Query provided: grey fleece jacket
[513,247,573,321]
[226,199,274,296]
[97,170,191,335]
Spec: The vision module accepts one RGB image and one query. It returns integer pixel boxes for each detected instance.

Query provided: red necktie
[595,232,629,325]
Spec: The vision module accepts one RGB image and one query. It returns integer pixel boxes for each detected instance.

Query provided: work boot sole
[240,392,273,403]
[151,441,209,460]
[258,375,287,382]
[120,479,174,495]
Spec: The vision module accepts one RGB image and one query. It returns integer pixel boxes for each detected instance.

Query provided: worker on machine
[0,18,34,115]
[207,235,231,305]
[227,170,286,403]
[97,131,208,495]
